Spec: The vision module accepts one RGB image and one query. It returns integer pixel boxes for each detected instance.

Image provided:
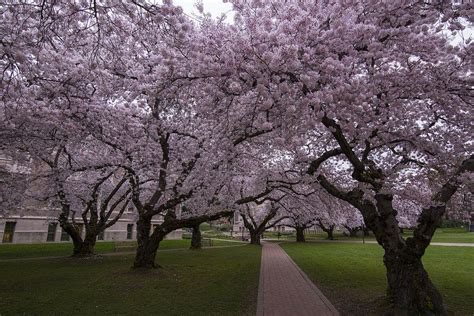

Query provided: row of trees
[1,1,473,314]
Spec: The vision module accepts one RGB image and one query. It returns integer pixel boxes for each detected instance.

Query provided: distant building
[0,209,181,244]
[0,153,181,244]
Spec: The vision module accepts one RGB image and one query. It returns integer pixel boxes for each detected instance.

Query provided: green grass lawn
[281,242,474,315]
[0,245,261,315]
[0,239,244,259]
[265,227,474,244]
[181,223,240,241]
[429,228,474,243]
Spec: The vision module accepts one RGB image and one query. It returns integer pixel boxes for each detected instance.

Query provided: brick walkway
[257,242,339,316]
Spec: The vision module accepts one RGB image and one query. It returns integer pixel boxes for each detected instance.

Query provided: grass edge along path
[280,242,474,316]
[264,228,474,244]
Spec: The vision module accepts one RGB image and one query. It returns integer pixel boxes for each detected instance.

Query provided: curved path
[257,242,339,316]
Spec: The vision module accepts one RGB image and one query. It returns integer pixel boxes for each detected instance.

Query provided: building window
[98,229,105,241]
[2,222,16,243]
[47,223,58,242]
[60,228,70,241]
[127,224,133,240]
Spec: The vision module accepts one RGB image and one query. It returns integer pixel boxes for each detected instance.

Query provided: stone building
[0,209,181,244]
[0,153,181,244]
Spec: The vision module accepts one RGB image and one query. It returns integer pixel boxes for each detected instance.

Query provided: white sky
[172,0,233,20]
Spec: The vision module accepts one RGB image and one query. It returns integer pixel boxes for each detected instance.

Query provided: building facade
[0,153,181,244]
[0,213,182,244]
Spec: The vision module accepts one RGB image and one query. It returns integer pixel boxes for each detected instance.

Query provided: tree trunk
[366,194,447,315]
[73,223,102,257]
[326,225,335,240]
[250,231,261,245]
[326,230,334,240]
[133,217,164,269]
[317,221,335,240]
[59,222,87,257]
[384,250,446,315]
[296,227,306,242]
[344,225,359,237]
[190,224,202,250]
[133,235,164,268]
[73,240,95,257]
[72,232,97,257]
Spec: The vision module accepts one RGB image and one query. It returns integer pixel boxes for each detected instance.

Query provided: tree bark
[133,217,165,269]
[132,210,234,268]
[190,224,202,250]
[72,231,97,257]
[250,231,261,245]
[133,235,164,269]
[317,220,335,240]
[384,250,446,315]
[296,226,306,242]
[326,225,335,240]
[73,240,95,257]
[59,222,92,257]
[364,194,447,315]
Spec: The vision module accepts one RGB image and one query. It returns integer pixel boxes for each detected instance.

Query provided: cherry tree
[183,1,473,313]
[281,196,318,242]
[239,200,287,245]
[2,1,473,313]
[0,102,140,256]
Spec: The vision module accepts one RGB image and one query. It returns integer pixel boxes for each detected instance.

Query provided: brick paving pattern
[257,242,339,316]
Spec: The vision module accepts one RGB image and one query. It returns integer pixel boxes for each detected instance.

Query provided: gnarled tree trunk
[317,220,336,240]
[326,225,335,240]
[133,217,165,269]
[133,235,165,269]
[59,222,94,257]
[250,231,262,245]
[384,249,445,315]
[366,193,447,315]
[133,211,234,268]
[73,231,97,257]
[190,224,202,250]
[296,226,306,242]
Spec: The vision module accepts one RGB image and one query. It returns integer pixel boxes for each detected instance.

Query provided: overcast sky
[172,0,233,20]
